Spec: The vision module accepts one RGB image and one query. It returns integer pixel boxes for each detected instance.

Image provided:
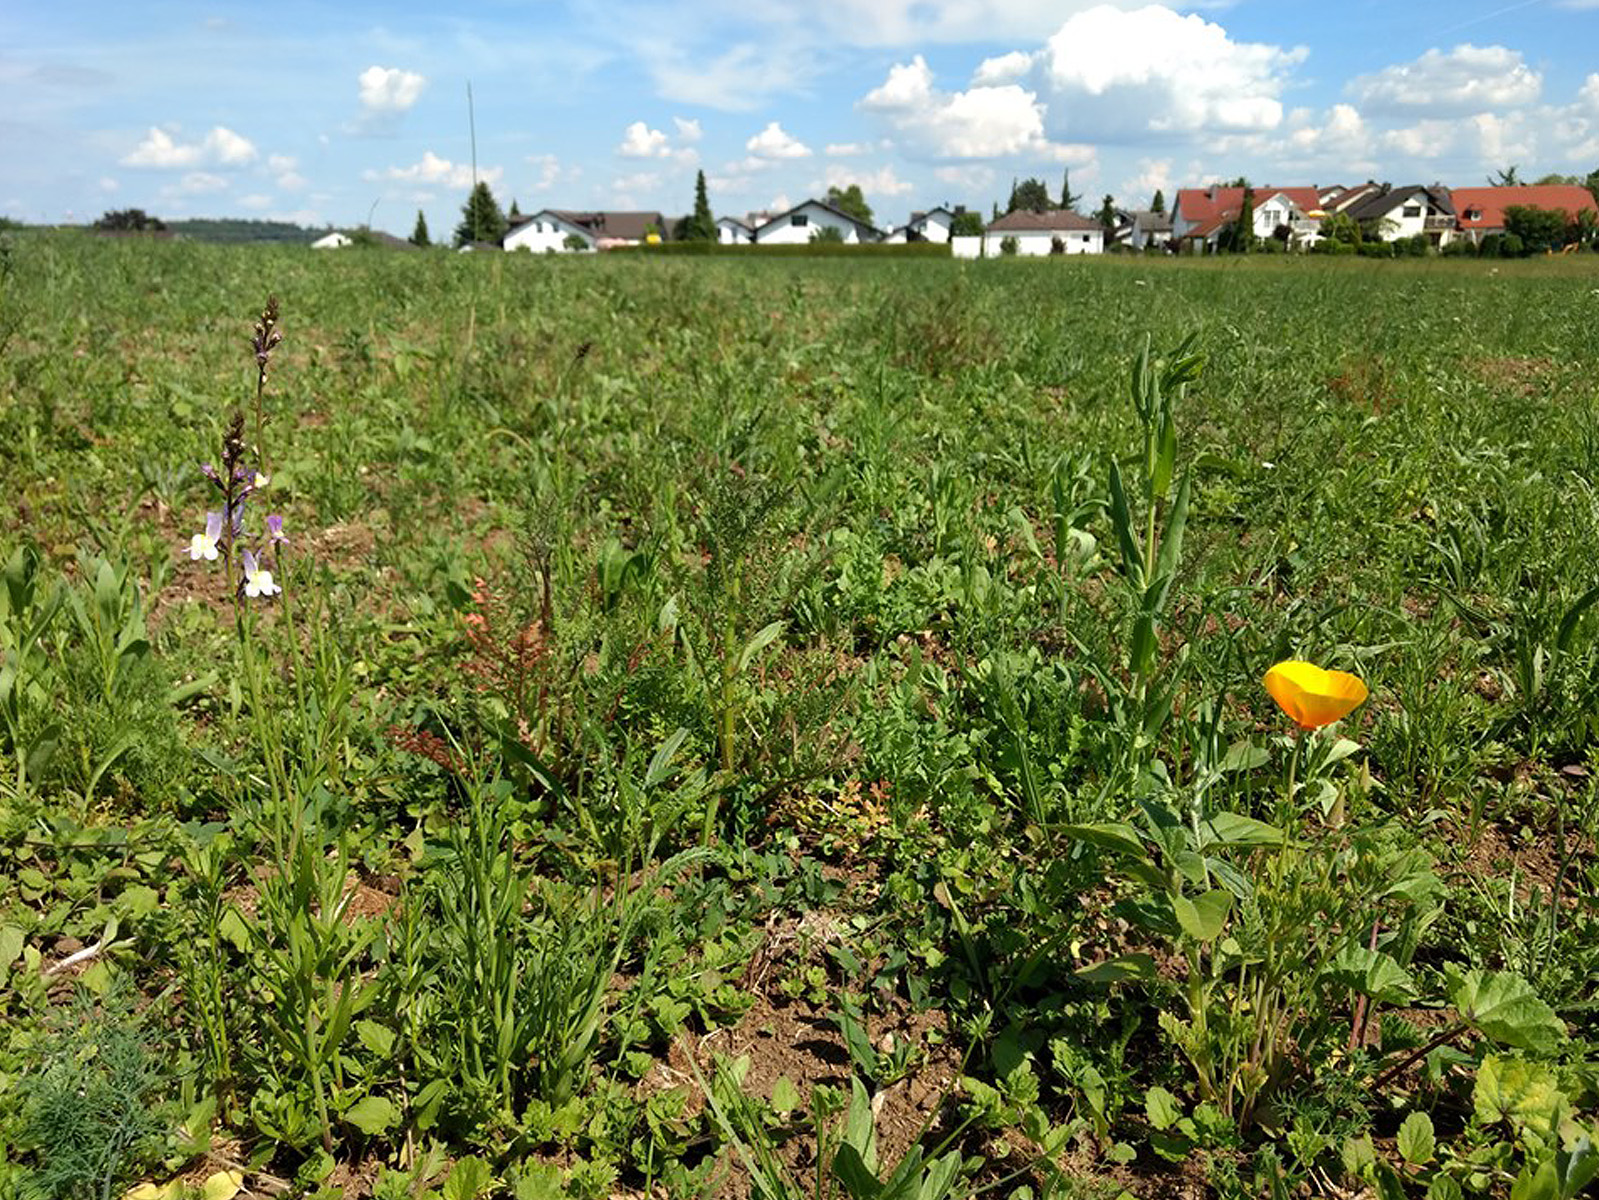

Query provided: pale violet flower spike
[189,511,223,561]
[266,513,285,544]
[241,549,282,599]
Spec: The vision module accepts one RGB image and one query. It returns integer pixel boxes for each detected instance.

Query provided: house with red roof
[1171,185,1324,250]
[1448,185,1598,244]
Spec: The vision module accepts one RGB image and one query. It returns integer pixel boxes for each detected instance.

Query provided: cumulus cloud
[527,153,579,192]
[973,51,1032,87]
[619,121,671,157]
[123,125,258,168]
[1031,6,1304,138]
[674,117,703,142]
[1120,158,1173,203]
[816,163,914,198]
[1348,45,1541,116]
[746,121,812,159]
[933,163,996,192]
[166,171,228,195]
[237,194,273,210]
[358,66,427,114]
[826,142,871,156]
[365,151,502,190]
[861,54,1089,162]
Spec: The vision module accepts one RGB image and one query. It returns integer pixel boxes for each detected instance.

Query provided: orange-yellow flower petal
[1263,660,1368,730]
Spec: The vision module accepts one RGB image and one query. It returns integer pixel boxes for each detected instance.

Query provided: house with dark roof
[752,198,882,244]
[883,206,962,244]
[716,215,754,245]
[983,208,1103,255]
[1448,185,1599,244]
[502,209,666,252]
[1343,185,1455,245]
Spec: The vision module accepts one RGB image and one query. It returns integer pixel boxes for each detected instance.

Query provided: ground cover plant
[1,230,1597,1199]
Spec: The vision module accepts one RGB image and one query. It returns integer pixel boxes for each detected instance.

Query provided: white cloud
[816,163,914,198]
[674,117,703,142]
[527,153,579,192]
[366,151,502,190]
[746,120,812,159]
[1120,158,1172,203]
[782,0,1141,46]
[276,171,308,191]
[165,171,228,196]
[122,125,257,168]
[358,65,427,114]
[826,142,871,156]
[267,153,296,172]
[973,51,1032,87]
[861,54,1086,162]
[1349,45,1541,116]
[98,176,119,193]
[644,42,813,111]
[237,194,273,210]
[934,163,996,192]
[619,121,671,157]
[1032,6,1305,138]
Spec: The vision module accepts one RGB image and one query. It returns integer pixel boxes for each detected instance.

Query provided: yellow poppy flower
[1263,660,1368,730]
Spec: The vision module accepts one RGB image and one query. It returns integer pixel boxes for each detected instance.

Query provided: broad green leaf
[200,1170,244,1200]
[1397,1111,1435,1165]
[1426,1176,1464,1200]
[644,727,690,788]
[1450,970,1566,1052]
[1107,461,1143,587]
[443,1157,494,1200]
[1059,822,1149,862]
[1075,954,1157,984]
[914,1153,962,1200]
[0,925,23,972]
[1197,812,1285,848]
[1154,474,1190,581]
[771,1076,801,1115]
[831,1142,882,1200]
[1330,945,1416,1005]
[1145,1086,1181,1131]
[1509,1158,1559,1200]
[356,1019,395,1058]
[1173,889,1232,942]
[343,1095,398,1136]
[1473,1055,1564,1138]
[737,620,787,672]
[1341,1134,1377,1176]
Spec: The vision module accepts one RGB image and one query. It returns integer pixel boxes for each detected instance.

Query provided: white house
[503,210,665,252]
[311,231,351,250]
[752,199,881,245]
[1343,185,1456,245]
[983,209,1104,256]
[717,216,754,245]
[1126,210,1173,251]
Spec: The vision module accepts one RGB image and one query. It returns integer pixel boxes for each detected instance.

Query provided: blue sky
[3,0,1596,232]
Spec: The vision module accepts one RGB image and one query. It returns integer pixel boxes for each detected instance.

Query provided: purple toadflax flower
[241,549,281,599]
[189,512,223,561]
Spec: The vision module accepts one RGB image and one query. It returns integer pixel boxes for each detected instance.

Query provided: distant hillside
[165,218,319,244]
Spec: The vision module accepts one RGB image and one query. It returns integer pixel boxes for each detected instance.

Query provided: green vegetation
[3,234,1599,1200]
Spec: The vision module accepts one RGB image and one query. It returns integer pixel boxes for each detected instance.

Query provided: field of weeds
[2,233,1598,1200]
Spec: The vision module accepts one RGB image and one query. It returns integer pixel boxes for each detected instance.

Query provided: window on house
[792,214,808,227]
[1402,205,1421,218]
[1466,209,1482,221]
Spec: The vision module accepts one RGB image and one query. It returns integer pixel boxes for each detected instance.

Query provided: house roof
[1130,210,1173,231]
[1178,209,1242,240]
[1344,185,1453,223]
[716,215,752,230]
[752,198,883,239]
[1449,185,1599,231]
[986,208,1101,233]
[1175,186,1320,223]
[507,210,666,241]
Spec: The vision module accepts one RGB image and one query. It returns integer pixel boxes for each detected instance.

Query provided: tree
[1488,166,1522,186]
[94,208,165,232]
[1227,184,1256,253]
[1008,178,1051,213]
[1586,168,1599,207]
[509,198,522,221]
[810,225,846,244]
[1060,170,1081,210]
[1503,205,1572,253]
[453,181,507,247]
[950,210,984,237]
[563,233,589,251]
[410,209,431,248]
[1097,194,1118,233]
[1319,210,1363,246]
[825,183,873,228]
[680,170,717,241]
[1151,189,1165,215]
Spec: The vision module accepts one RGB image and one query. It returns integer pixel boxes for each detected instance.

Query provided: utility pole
[467,81,479,244]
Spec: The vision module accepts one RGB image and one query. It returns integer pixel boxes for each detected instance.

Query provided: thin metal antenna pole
[467,81,479,243]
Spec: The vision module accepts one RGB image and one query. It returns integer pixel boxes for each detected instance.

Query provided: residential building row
[312,184,1598,256]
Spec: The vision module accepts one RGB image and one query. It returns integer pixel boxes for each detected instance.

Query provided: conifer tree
[453,182,507,247]
[410,209,430,247]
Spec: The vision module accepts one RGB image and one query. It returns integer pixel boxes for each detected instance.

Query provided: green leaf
[771,1076,801,1116]
[1197,812,1285,849]
[1330,945,1416,1005]
[1173,889,1232,942]
[1556,583,1599,652]
[1107,461,1143,588]
[1154,474,1190,582]
[737,620,787,672]
[0,925,24,972]
[1473,1055,1565,1139]
[116,884,161,919]
[1145,1086,1181,1131]
[443,1157,494,1200]
[644,727,690,788]
[356,1020,396,1058]
[1059,822,1148,862]
[1425,1175,1464,1200]
[1075,954,1157,984]
[1450,970,1566,1052]
[832,1142,883,1200]
[343,1095,398,1136]
[1341,1134,1377,1177]
[1397,1111,1435,1165]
